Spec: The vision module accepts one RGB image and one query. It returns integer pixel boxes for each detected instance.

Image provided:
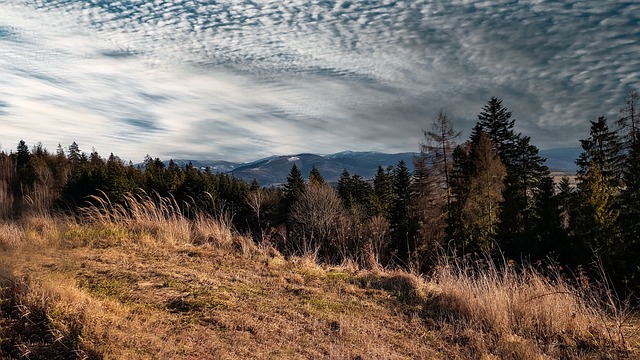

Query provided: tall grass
[79,190,249,251]
[425,254,632,358]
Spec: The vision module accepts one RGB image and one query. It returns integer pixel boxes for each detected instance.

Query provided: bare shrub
[289,185,343,258]
[361,215,390,268]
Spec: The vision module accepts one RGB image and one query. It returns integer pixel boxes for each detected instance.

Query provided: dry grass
[0,192,637,359]
[425,256,636,359]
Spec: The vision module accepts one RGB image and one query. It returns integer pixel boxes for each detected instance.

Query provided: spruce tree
[472,97,518,165]
[282,164,305,218]
[371,165,395,218]
[573,117,622,266]
[389,160,415,265]
[308,166,324,187]
[461,133,506,253]
[470,97,551,258]
[576,116,623,188]
[337,169,351,206]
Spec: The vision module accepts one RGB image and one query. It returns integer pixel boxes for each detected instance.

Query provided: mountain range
[164,148,581,186]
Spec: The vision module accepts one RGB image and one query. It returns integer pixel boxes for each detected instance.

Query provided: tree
[576,116,623,188]
[389,160,415,265]
[289,184,344,258]
[14,140,35,216]
[420,111,461,205]
[461,132,506,253]
[336,169,372,210]
[371,165,395,218]
[573,117,622,266]
[282,164,305,220]
[246,188,278,242]
[472,97,519,166]
[308,166,324,187]
[499,135,551,256]
[617,90,639,155]
[16,140,35,190]
[470,97,551,258]
[413,111,461,269]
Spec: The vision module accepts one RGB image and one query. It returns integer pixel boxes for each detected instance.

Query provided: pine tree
[282,164,305,218]
[500,135,551,256]
[16,140,35,189]
[389,160,415,265]
[472,97,518,165]
[471,97,551,258]
[371,166,395,218]
[308,166,324,187]
[573,117,622,266]
[462,132,506,253]
[576,116,623,188]
[14,140,35,216]
[337,169,352,207]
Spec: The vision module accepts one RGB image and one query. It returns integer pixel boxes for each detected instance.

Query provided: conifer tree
[337,169,352,206]
[462,133,506,253]
[371,165,395,218]
[500,135,551,256]
[472,97,518,165]
[573,117,622,266]
[16,140,35,190]
[14,140,35,215]
[389,160,415,265]
[576,116,623,188]
[282,164,305,218]
[471,97,551,257]
[308,166,324,187]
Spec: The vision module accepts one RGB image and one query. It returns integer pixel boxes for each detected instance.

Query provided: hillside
[0,198,636,359]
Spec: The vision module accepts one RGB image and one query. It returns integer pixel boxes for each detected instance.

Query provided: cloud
[0,0,638,161]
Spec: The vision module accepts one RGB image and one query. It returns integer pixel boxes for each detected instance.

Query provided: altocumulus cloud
[0,0,638,161]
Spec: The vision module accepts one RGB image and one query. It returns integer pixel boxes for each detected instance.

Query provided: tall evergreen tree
[308,166,324,187]
[470,97,551,258]
[337,169,352,207]
[500,135,551,256]
[472,97,519,165]
[573,117,622,266]
[371,165,395,218]
[576,116,623,188]
[389,160,415,265]
[461,133,506,253]
[282,164,305,219]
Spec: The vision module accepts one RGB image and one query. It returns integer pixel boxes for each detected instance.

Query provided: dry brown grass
[425,256,637,359]
[0,192,637,359]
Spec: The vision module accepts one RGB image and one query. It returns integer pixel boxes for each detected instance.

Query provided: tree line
[1,91,639,294]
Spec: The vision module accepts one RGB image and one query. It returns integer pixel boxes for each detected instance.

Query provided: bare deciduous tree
[289,184,344,257]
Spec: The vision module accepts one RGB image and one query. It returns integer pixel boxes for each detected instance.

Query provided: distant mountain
[163,147,580,186]
[539,147,581,173]
[163,152,416,186]
[230,152,417,186]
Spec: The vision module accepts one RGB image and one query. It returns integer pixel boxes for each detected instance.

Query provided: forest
[1,92,639,297]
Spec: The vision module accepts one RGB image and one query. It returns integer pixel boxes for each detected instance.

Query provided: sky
[0,0,638,163]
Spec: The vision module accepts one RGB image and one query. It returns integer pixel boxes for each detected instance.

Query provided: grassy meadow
[0,193,637,359]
